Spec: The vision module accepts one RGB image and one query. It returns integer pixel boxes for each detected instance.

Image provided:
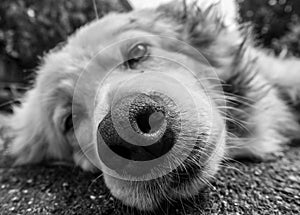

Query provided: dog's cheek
[71,118,99,172]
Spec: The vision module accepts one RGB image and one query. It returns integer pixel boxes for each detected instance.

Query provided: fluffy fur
[2,0,300,211]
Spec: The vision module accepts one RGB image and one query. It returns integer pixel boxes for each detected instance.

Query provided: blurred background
[0,0,300,112]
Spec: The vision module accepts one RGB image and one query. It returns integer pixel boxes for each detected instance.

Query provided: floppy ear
[156,0,242,70]
[8,88,73,165]
[132,0,239,25]
[197,0,239,30]
[156,0,239,28]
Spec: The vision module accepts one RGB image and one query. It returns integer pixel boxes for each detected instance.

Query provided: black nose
[129,94,166,135]
[97,94,179,163]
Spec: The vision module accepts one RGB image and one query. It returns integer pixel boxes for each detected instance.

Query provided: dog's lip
[101,134,208,182]
[103,144,207,206]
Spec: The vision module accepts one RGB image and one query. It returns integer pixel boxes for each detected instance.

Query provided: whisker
[88,172,104,190]
[218,162,246,176]
[71,143,95,171]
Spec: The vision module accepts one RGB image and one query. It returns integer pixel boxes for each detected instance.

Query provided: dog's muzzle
[97,93,180,176]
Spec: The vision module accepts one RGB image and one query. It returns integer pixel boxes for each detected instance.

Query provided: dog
[3,0,300,211]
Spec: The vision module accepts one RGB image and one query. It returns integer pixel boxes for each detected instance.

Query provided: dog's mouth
[93,90,224,210]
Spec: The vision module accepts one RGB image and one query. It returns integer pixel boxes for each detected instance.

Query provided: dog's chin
[104,175,162,211]
[102,138,225,211]
[103,167,216,211]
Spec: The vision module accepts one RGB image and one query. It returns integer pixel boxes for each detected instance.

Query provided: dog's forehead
[37,11,159,96]
[68,11,156,49]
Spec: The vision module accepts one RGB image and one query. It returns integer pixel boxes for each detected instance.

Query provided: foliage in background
[1,0,300,79]
[273,23,300,57]
[238,0,300,56]
[0,0,124,73]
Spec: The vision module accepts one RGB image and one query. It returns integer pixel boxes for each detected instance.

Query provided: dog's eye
[126,43,149,69]
[63,114,73,133]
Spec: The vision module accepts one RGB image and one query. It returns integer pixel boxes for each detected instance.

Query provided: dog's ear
[8,88,73,165]
[132,0,239,25]
[156,0,242,69]
[156,0,239,29]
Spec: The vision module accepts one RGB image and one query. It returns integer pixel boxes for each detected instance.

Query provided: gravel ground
[0,144,299,215]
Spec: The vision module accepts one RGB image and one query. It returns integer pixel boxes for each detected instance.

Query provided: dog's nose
[97,93,179,164]
[128,94,167,136]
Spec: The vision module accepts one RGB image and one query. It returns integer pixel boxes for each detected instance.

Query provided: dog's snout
[97,93,180,174]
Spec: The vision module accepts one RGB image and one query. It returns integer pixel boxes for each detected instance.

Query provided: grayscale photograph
[0,0,299,214]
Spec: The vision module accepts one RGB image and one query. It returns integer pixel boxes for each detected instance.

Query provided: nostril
[136,111,165,134]
[135,112,151,133]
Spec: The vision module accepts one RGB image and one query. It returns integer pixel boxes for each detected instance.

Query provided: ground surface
[0,143,299,215]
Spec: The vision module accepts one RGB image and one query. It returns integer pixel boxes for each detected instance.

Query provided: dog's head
[8,0,244,211]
